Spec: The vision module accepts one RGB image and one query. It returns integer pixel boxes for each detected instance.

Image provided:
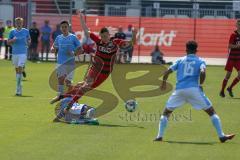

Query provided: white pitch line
[0,97,50,100]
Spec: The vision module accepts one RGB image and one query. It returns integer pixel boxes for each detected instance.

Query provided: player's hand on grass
[63,108,69,114]
[64,102,73,114]
[161,81,167,90]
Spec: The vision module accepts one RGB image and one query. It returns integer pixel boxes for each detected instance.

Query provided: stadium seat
[177,15,190,18]
[163,15,176,18]
[202,15,215,19]
[216,16,229,19]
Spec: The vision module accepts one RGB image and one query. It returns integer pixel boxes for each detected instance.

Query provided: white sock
[157,115,168,138]
[211,114,225,138]
[58,85,64,95]
[16,73,22,94]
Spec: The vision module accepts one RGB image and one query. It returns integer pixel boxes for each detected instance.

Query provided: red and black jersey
[228,31,240,61]
[90,32,124,74]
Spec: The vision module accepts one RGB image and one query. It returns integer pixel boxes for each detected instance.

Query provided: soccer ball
[125,99,138,112]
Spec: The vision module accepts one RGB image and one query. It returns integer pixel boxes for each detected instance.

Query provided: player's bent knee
[58,76,66,83]
[17,67,23,73]
[65,80,72,87]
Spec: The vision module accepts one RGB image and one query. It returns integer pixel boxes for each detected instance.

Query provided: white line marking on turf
[0,97,50,100]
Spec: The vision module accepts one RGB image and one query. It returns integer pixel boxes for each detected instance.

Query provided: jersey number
[183,61,195,76]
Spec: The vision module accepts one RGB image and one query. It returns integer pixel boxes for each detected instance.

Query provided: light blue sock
[211,114,224,138]
[58,85,64,95]
[157,115,168,138]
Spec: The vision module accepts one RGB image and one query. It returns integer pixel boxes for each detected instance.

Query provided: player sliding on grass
[155,40,235,143]
[50,10,137,112]
[53,97,98,125]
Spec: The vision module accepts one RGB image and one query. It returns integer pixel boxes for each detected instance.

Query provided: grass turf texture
[0,60,239,160]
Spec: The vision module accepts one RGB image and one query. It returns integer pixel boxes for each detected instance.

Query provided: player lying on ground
[50,11,137,113]
[53,97,98,124]
[155,40,235,143]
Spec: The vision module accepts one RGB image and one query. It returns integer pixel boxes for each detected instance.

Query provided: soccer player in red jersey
[220,20,240,97]
[50,11,137,111]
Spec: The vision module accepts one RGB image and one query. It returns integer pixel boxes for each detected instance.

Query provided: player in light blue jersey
[8,17,31,96]
[155,41,235,143]
[51,21,82,96]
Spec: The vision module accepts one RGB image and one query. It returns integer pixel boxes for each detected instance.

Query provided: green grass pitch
[0,60,239,160]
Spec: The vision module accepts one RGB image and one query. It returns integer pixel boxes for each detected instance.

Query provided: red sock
[64,86,81,95]
[221,79,228,92]
[229,77,240,90]
[62,86,84,98]
[70,88,84,103]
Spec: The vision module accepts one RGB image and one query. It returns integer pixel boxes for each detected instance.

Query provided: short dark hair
[100,27,109,34]
[60,21,70,26]
[186,40,198,53]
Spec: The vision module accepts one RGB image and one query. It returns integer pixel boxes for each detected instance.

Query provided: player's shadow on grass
[14,95,33,98]
[164,140,217,145]
[96,123,144,129]
[56,121,144,128]
[232,97,240,99]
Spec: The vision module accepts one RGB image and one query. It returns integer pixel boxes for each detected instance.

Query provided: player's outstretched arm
[51,36,59,55]
[120,28,138,47]
[161,69,173,90]
[200,68,206,87]
[78,10,90,38]
[131,28,138,45]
